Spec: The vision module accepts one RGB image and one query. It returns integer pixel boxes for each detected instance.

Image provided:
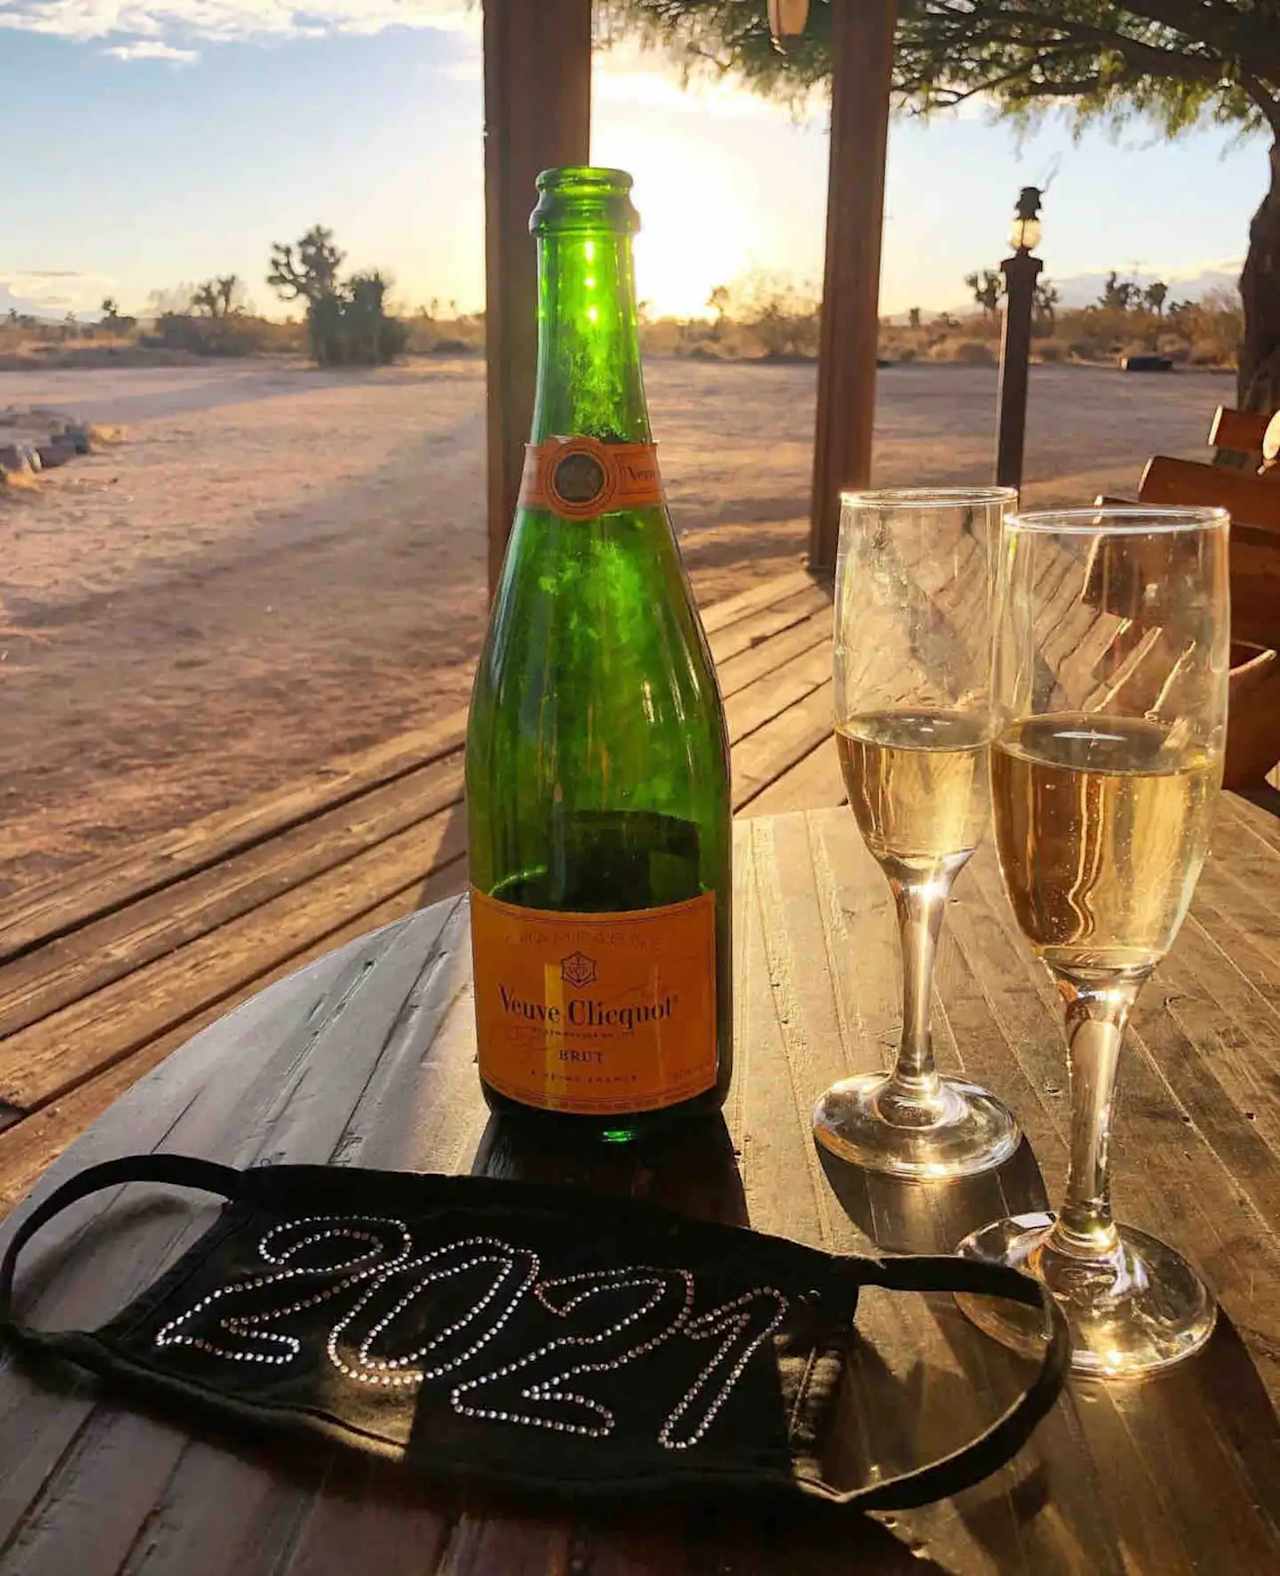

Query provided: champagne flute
[958,506,1230,1377]
[812,487,1021,1179]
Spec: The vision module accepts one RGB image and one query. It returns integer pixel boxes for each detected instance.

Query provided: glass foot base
[812,1072,1021,1180]
[956,1212,1217,1378]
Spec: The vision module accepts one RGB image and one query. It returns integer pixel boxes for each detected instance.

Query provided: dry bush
[714,271,820,360]
[1035,341,1064,363]
[931,338,996,365]
[402,313,484,355]
[151,313,296,356]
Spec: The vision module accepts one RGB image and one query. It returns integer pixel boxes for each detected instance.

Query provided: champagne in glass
[991,715,1218,977]
[838,708,991,868]
[959,507,1230,1377]
[812,488,1021,1180]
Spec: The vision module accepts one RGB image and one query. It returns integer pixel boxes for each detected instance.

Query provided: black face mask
[0,1154,1067,1513]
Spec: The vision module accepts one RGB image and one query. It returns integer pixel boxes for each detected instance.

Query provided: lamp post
[995,186,1044,494]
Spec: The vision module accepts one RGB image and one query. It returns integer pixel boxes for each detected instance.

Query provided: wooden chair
[1205,404,1280,477]
[1208,405,1271,466]
[1093,448,1280,788]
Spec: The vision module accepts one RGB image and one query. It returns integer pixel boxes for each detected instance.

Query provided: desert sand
[0,354,1230,894]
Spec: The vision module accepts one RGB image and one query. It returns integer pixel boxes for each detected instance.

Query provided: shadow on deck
[0,568,843,1207]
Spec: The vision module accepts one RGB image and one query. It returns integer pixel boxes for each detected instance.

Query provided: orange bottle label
[518,436,663,520]
[469,886,716,1115]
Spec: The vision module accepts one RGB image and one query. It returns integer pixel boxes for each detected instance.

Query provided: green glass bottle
[466,167,732,1142]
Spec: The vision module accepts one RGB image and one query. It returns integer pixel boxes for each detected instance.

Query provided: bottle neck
[530,231,651,445]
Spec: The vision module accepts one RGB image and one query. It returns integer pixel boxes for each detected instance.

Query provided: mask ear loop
[0,1154,243,1326]
[805,1252,1070,1510]
[0,1156,1068,1516]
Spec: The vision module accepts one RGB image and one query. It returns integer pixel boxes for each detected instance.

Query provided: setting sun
[594,133,760,318]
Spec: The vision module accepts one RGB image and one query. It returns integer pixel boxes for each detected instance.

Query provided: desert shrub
[714,271,820,360]
[154,313,275,356]
[1035,341,1063,363]
[403,313,483,355]
[933,339,996,365]
[1169,288,1242,367]
[895,346,917,363]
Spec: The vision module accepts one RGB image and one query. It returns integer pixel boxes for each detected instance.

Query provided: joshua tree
[268,226,347,361]
[1099,272,1140,312]
[1145,280,1169,316]
[908,306,921,330]
[268,227,345,308]
[267,229,403,365]
[707,283,730,338]
[964,269,1003,318]
[100,297,121,322]
[1033,280,1060,328]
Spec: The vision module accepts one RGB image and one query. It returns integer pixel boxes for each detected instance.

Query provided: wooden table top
[2,804,1278,1574]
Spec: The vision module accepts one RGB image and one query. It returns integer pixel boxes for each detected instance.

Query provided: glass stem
[884,859,964,1096]
[1048,970,1146,1260]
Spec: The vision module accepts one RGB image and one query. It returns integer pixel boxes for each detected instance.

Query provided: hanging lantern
[768,0,810,46]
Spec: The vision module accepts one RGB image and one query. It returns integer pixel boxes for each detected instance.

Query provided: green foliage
[603,2,1278,397]
[601,2,1279,138]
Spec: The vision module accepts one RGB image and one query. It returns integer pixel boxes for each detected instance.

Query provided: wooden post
[809,0,897,574]
[483,0,592,595]
[995,250,1043,493]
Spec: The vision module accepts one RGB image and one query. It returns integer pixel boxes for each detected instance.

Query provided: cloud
[104,38,196,59]
[0,269,118,317]
[0,0,477,46]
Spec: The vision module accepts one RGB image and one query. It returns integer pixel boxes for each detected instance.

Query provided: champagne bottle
[466,167,732,1141]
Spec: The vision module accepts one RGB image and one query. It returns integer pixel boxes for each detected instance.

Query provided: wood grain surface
[0,575,850,1209]
[1,806,1277,1573]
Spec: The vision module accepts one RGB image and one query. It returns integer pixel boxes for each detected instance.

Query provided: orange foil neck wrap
[519,435,664,520]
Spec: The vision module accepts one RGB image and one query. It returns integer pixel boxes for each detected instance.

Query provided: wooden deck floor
[0,569,843,1209]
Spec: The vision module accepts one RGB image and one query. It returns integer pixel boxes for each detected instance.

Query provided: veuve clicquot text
[465,167,732,1140]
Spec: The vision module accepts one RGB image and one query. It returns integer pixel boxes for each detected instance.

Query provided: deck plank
[0,707,470,967]
[0,754,465,1039]
[0,803,467,1112]
[1,561,1272,1213]
[0,574,838,1194]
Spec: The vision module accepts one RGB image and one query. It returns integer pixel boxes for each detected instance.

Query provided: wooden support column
[809,0,897,573]
[483,0,592,594]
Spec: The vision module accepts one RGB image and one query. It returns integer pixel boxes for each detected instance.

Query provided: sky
[0,0,1268,323]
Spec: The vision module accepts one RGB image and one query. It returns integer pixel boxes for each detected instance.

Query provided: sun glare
[607,136,756,319]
